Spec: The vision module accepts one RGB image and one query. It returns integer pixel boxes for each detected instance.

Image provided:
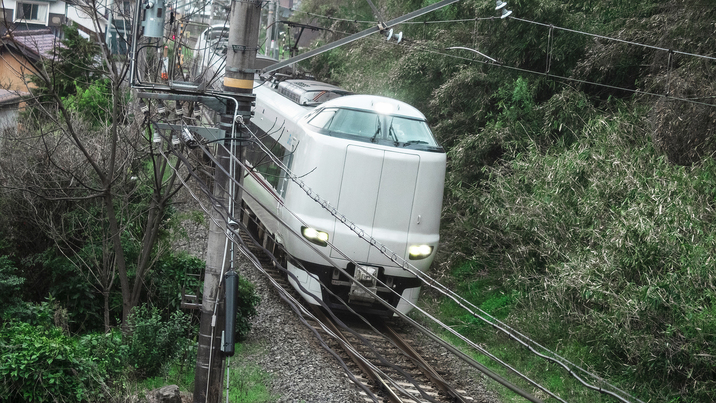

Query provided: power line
[224,113,639,402]
[159,121,550,401]
[147,93,642,401]
[413,42,716,108]
[289,10,716,108]
[158,132,478,402]
[137,4,696,401]
[509,16,716,62]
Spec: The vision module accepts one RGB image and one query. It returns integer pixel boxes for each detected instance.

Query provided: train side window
[245,123,288,192]
[277,153,293,198]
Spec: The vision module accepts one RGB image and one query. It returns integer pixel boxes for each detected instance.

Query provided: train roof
[274,79,353,106]
[321,94,427,120]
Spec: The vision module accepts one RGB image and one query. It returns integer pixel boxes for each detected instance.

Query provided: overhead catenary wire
[154,116,544,402]
[286,10,716,108]
[298,7,716,62]
[141,70,608,400]
[151,94,639,402]
[150,113,442,403]
[155,133,429,403]
[229,127,568,402]
[191,134,473,402]
[129,5,700,401]
[207,101,645,403]
[194,117,563,402]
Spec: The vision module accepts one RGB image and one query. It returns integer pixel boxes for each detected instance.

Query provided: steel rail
[380,324,470,403]
[310,306,405,403]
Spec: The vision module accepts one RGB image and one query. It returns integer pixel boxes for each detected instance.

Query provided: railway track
[242,230,477,403]
[310,307,474,403]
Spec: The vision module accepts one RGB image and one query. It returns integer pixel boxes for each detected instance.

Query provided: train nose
[329,145,420,264]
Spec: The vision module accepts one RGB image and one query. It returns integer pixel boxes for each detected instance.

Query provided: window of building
[15,2,48,24]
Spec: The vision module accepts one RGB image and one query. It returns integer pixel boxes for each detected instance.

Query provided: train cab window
[386,116,437,147]
[307,108,337,129]
[308,108,379,139]
[307,107,442,151]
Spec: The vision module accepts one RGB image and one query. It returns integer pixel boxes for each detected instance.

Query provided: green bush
[124,305,192,378]
[78,330,126,380]
[442,101,716,400]
[0,255,25,321]
[0,322,99,402]
[148,252,205,315]
[235,275,260,342]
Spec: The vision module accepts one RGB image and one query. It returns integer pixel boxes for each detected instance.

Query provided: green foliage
[40,250,102,333]
[235,275,260,342]
[226,344,278,403]
[27,23,102,106]
[78,330,126,379]
[124,305,193,378]
[0,256,25,319]
[441,103,716,400]
[148,252,205,315]
[1,301,49,329]
[62,79,114,127]
[0,312,196,402]
[24,22,130,127]
[0,322,99,402]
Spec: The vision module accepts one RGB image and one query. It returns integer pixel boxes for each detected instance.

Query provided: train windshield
[307,107,442,151]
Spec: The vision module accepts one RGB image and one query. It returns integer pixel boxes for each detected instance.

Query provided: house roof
[0,88,29,106]
[2,29,61,61]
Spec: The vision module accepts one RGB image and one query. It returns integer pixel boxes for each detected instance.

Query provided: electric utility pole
[193,1,263,402]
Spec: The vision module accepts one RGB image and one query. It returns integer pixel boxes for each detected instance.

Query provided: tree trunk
[103,290,110,333]
[104,192,133,325]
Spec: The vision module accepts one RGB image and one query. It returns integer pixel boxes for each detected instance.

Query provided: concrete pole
[193,1,262,402]
[192,159,230,403]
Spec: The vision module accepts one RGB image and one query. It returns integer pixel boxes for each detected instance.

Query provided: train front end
[282,95,446,317]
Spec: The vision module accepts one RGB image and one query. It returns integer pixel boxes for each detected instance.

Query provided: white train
[192,24,229,79]
[240,77,446,317]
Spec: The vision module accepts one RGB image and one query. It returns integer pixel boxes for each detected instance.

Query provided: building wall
[66,4,107,38]
[0,48,38,93]
[0,102,21,133]
[2,0,107,37]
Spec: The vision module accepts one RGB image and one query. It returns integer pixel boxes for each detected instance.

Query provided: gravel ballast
[234,257,502,403]
[175,188,502,402]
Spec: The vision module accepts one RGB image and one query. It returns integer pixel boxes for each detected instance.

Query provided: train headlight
[408,245,433,260]
[301,226,329,247]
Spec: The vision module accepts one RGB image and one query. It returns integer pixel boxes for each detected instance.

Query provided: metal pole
[264,0,275,57]
[106,0,115,54]
[193,0,262,402]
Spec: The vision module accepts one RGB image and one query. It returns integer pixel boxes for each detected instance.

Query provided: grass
[138,341,277,403]
[140,344,197,395]
[224,343,279,403]
[141,362,195,394]
[429,92,716,402]
[417,271,633,403]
